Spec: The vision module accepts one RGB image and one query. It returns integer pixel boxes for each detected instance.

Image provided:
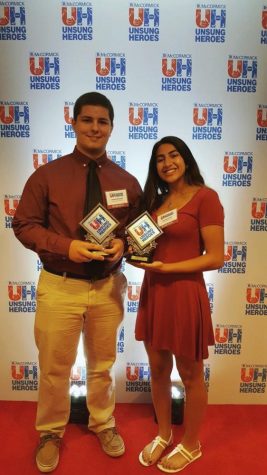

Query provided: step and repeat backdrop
[0,0,267,405]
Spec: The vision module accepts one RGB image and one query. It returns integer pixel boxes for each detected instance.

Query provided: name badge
[157,209,178,228]
[105,189,129,208]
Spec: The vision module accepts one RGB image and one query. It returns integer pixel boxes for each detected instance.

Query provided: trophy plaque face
[126,211,163,263]
[80,203,119,253]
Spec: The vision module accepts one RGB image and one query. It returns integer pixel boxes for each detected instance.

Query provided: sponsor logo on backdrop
[37,259,43,272]
[219,242,247,274]
[240,365,267,394]
[214,324,242,355]
[0,1,26,40]
[227,55,257,93]
[126,362,151,392]
[161,54,192,92]
[117,326,125,353]
[206,283,214,314]
[127,282,141,313]
[222,152,253,187]
[107,151,126,169]
[261,6,267,44]
[64,102,75,138]
[245,284,267,316]
[8,281,36,312]
[4,194,20,228]
[61,1,93,40]
[29,52,60,90]
[128,2,159,41]
[96,53,126,91]
[11,361,38,391]
[0,101,29,137]
[128,102,158,140]
[256,104,267,140]
[204,363,210,391]
[195,4,226,43]
[250,198,267,232]
[32,149,61,170]
[70,365,86,388]
[192,103,222,140]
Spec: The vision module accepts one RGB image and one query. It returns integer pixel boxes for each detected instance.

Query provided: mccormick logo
[127,281,141,313]
[222,152,253,187]
[0,101,29,138]
[195,4,226,43]
[206,283,214,314]
[219,241,247,274]
[126,362,151,392]
[261,6,267,44]
[29,52,60,90]
[0,1,26,40]
[107,151,126,169]
[64,102,75,138]
[192,103,222,140]
[214,324,242,355]
[61,1,93,40]
[128,2,159,41]
[8,281,36,313]
[4,194,20,228]
[204,364,210,391]
[95,53,126,91]
[250,198,267,232]
[32,149,61,170]
[227,55,257,93]
[11,361,38,391]
[240,365,267,394]
[256,104,267,141]
[117,326,125,353]
[128,102,158,140]
[245,284,267,316]
[161,54,192,92]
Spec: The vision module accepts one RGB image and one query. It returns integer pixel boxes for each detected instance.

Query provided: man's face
[72,105,113,159]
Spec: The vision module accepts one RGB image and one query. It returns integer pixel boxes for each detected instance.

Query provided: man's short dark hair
[73,92,114,125]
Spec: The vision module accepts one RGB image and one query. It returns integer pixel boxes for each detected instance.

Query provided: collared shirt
[13,147,143,277]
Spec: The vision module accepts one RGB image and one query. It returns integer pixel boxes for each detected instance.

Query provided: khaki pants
[34,269,127,436]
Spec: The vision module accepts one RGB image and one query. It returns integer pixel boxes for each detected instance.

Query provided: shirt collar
[73,146,108,167]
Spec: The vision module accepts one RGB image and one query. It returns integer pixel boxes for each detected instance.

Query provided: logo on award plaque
[80,203,119,256]
[126,211,163,263]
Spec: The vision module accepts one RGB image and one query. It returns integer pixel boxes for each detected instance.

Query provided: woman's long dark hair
[142,136,205,212]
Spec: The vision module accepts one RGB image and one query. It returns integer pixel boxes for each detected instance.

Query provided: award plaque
[126,211,163,263]
[80,203,119,256]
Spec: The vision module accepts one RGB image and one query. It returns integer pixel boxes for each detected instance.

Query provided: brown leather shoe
[36,434,61,472]
[97,427,125,457]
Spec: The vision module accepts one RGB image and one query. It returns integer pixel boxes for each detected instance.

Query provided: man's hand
[69,240,106,263]
[104,238,125,262]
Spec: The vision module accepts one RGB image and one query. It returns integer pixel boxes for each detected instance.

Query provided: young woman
[133,136,224,473]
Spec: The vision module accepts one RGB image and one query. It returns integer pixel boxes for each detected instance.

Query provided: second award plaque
[126,211,163,263]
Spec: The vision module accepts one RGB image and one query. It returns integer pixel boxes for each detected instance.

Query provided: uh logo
[195,7,226,28]
[0,5,25,25]
[0,104,29,124]
[224,243,247,262]
[241,366,267,383]
[223,154,253,174]
[129,105,158,126]
[257,107,267,127]
[215,326,242,344]
[246,287,267,304]
[126,363,150,381]
[11,363,38,381]
[228,58,257,79]
[251,200,267,219]
[162,57,192,77]
[61,6,92,26]
[29,55,60,76]
[4,195,20,217]
[32,151,61,170]
[96,56,125,77]
[8,283,36,302]
[193,106,222,127]
[129,7,159,27]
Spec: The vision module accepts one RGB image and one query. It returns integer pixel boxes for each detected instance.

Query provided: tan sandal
[157,442,202,473]
[139,432,173,467]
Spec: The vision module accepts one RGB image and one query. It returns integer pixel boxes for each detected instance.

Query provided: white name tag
[157,209,178,228]
[105,189,129,208]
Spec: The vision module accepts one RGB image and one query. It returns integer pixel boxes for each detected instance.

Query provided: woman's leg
[140,342,173,465]
[159,356,205,471]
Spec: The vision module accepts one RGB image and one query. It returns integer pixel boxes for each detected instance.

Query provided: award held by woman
[80,203,119,256]
[126,211,163,263]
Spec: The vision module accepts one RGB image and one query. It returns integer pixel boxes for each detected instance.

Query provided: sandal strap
[151,433,173,454]
[167,442,201,462]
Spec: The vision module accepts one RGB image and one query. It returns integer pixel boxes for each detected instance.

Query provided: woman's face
[155,143,186,185]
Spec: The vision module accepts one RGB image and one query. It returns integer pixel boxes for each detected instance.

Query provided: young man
[13,92,142,473]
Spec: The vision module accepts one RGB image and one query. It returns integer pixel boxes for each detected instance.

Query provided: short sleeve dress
[135,187,224,361]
